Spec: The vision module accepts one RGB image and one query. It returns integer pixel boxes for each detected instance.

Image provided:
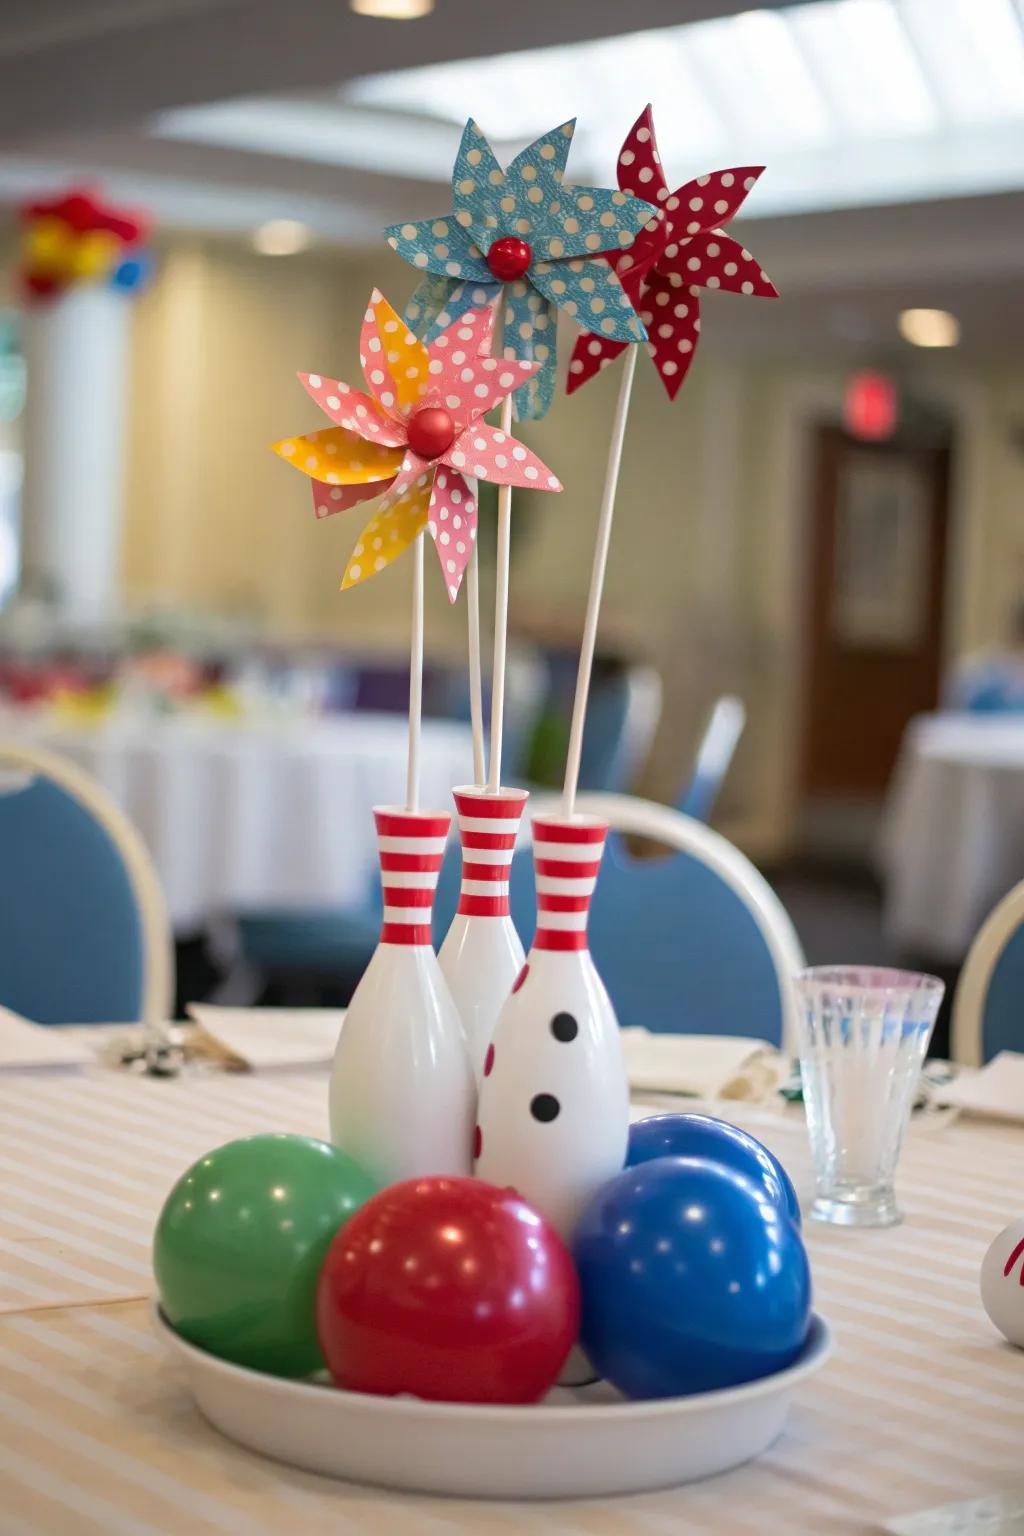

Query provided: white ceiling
[0,0,1022,361]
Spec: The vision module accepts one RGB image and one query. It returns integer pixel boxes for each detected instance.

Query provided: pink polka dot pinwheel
[272,290,562,600]
[567,105,778,402]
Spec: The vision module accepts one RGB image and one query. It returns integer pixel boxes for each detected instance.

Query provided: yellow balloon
[69,230,120,282]
[24,217,72,276]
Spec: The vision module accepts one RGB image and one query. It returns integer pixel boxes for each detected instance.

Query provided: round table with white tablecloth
[880,713,1024,961]
[0,711,473,931]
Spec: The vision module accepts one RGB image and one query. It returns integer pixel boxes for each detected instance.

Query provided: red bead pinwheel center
[487,236,532,281]
[407,406,456,461]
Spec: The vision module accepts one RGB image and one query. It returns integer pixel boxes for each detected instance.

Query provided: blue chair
[677,695,746,822]
[499,792,803,1047]
[0,744,173,1024]
[952,878,1024,1065]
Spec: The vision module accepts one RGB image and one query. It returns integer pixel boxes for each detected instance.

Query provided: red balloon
[486,236,532,281]
[316,1176,579,1403]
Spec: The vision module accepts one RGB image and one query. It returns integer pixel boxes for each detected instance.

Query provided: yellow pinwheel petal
[365,290,430,415]
[273,428,404,485]
[341,475,432,590]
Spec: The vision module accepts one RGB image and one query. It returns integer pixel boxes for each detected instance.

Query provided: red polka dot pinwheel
[567,105,778,401]
[272,290,561,600]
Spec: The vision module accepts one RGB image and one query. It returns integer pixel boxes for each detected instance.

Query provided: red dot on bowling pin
[473,1125,482,1159]
[483,1044,495,1077]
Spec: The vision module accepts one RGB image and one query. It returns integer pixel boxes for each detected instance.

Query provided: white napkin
[620,1028,783,1102]
[884,1492,1024,1533]
[186,1005,343,1070]
[0,1005,92,1069]
[935,1052,1024,1123]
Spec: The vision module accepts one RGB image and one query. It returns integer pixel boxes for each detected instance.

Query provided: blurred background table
[881,714,1024,962]
[0,711,473,931]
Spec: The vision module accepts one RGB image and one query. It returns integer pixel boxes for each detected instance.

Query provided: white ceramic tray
[153,1303,832,1499]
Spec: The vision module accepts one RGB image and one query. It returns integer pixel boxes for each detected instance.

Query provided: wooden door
[801,425,951,800]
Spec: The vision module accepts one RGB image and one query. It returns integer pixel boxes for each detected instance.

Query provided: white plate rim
[151,1298,833,1422]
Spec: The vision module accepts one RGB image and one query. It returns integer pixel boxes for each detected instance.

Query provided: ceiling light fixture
[350,0,434,17]
[252,219,311,256]
[898,308,960,348]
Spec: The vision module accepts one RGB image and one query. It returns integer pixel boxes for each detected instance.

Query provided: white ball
[980,1217,1024,1347]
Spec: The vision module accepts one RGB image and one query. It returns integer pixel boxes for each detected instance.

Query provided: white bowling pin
[474,812,629,1241]
[329,806,475,1187]
[438,786,528,1082]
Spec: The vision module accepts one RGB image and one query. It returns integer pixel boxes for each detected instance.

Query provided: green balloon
[154,1133,375,1377]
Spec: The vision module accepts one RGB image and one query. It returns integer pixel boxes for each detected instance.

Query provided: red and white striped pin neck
[452,785,528,920]
[374,805,450,947]
[531,813,608,953]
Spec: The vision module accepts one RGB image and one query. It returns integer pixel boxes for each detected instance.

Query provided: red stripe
[532,819,606,845]
[458,895,511,917]
[460,829,518,850]
[461,862,511,882]
[380,852,444,872]
[381,922,433,945]
[375,811,450,839]
[453,792,527,818]
[534,929,588,951]
[382,885,435,907]
[534,858,602,879]
[537,892,591,912]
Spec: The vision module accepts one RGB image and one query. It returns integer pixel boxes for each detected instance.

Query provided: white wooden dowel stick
[487,391,514,793]
[466,540,486,786]
[562,345,638,819]
[406,531,424,813]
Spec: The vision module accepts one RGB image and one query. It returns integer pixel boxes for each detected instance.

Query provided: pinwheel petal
[310,479,388,520]
[451,119,509,252]
[427,468,478,602]
[430,300,497,361]
[361,291,432,416]
[616,106,671,208]
[384,213,490,283]
[341,473,433,590]
[531,184,655,262]
[667,231,777,298]
[430,350,538,432]
[565,330,628,395]
[500,279,557,422]
[298,372,405,445]
[530,256,646,345]
[443,421,561,493]
[273,429,404,485]
[639,270,702,401]
[665,168,766,243]
[506,119,576,206]
[406,275,502,345]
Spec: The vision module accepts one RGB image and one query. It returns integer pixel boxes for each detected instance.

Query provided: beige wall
[19,232,1024,857]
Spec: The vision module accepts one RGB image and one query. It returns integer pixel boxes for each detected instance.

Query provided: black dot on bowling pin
[530,1093,560,1123]
[550,1012,578,1043]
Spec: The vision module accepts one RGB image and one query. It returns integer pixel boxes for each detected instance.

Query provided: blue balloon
[574,1156,811,1400]
[111,253,151,292]
[627,1112,802,1226]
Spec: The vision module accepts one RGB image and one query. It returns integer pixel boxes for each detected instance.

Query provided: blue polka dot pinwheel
[386,118,655,424]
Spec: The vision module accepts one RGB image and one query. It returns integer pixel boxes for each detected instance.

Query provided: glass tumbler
[793,966,945,1228]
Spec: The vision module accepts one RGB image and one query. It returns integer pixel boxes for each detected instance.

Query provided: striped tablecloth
[3,1058,1024,1534]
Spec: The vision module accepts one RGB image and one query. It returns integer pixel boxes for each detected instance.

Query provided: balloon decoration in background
[316,1175,580,1403]
[574,1156,811,1400]
[627,1113,802,1226]
[154,1134,376,1377]
[18,186,153,304]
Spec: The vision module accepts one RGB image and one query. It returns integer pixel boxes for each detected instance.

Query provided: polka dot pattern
[272,426,403,486]
[443,421,561,495]
[362,289,430,415]
[297,371,404,446]
[388,115,657,421]
[566,106,778,402]
[308,478,381,521]
[426,468,478,602]
[341,469,431,592]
